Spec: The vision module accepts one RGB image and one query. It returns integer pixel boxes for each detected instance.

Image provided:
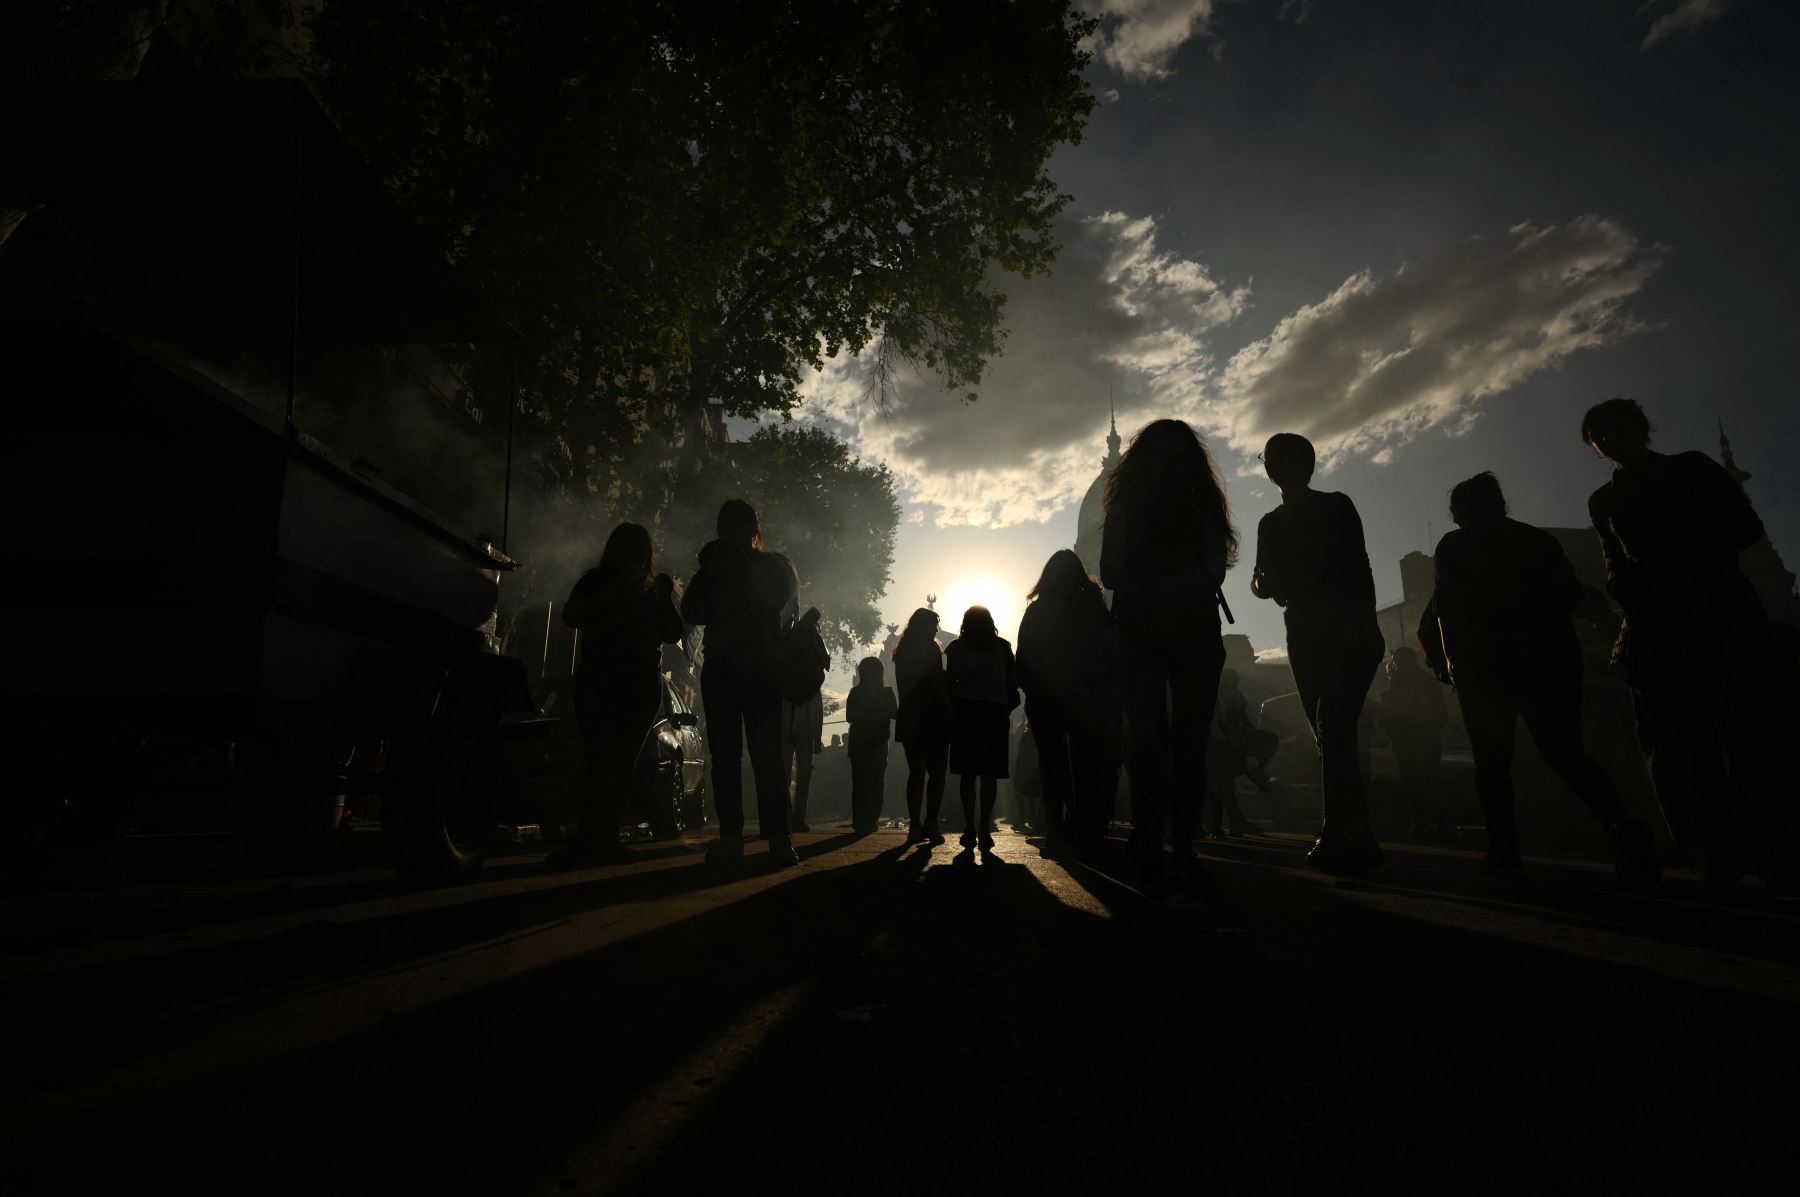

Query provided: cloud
[1211,215,1660,466]
[801,210,1247,528]
[1091,0,1220,80]
[1640,0,1733,49]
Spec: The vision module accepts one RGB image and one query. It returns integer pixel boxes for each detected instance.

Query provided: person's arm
[880,686,898,720]
[1099,503,1126,592]
[1588,489,1641,607]
[648,574,685,643]
[1340,494,1377,610]
[1251,513,1283,604]
[1539,532,1583,616]
[1014,606,1041,696]
[1005,644,1020,711]
[679,555,712,625]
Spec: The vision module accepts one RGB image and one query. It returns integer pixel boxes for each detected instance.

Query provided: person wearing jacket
[945,605,1018,852]
[893,607,952,845]
[680,500,800,868]
[846,655,898,835]
[1016,548,1121,861]
[556,522,685,867]
[1419,471,1659,890]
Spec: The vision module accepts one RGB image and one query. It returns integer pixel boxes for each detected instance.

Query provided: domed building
[1072,410,1123,578]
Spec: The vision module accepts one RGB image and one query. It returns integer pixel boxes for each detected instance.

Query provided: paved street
[4,828,1798,1194]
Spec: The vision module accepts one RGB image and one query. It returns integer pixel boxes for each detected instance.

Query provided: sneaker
[767,837,800,868]
[960,829,977,848]
[1608,817,1661,894]
[706,838,745,865]
[979,830,995,851]
[1482,851,1524,881]
[925,821,946,845]
[791,819,812,834]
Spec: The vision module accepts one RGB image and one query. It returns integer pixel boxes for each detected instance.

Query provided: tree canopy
[306,0,1097,495]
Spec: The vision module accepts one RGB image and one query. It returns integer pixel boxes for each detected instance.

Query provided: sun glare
[935,575,1020,640]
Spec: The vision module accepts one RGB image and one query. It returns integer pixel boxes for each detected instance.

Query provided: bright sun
[934,575,1020,640]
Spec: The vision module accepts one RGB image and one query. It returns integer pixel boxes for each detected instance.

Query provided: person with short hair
[1251,432,1385,875]
[681,500,800,867]
[1419,471,1659,889]
[845,655,897,835]
[1582,398,1789,887]
[946,605,1019,852]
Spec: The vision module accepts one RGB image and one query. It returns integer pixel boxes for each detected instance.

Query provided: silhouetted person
[1101,419,1237,895]
[1251,433,1384,875]
[555,522,685,868]
[1378,647,1448,842]
[681,500,800,867]
[1583,398,1790,887]
[1419,472,1659,889]
[946,605,1018,852]
[1016,548,1122,859]
[846,655,896,835]
[783,691,823,833]
[893,607,952,845]
[1203,668,1256,838]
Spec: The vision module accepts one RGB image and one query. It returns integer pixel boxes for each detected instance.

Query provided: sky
[780,0,1800,662]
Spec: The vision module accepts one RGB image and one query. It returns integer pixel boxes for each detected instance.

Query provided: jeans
[1121,633,1226,873]
[901,737,949,829]
[575,668,660,846]
[1030,702,1121,850]
[1288,617,1382,836]
[849,740,888,830]
[702,656,786,841]
[1458,672,1624,857]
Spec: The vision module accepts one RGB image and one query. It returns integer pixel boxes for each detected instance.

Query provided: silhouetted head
[893,607,940,661]
[1581,398,1652,463]
[1028,548,1100,602]
[959,604,999,648]
[1388,646,1421,676]
[597,522,655,587]
[856,655,885,687]
[1448,472,1507,529]
[716,499,762,549]
[1260,433,1315,491]
[1221,667,1241,690]
[1103,418,1240,567]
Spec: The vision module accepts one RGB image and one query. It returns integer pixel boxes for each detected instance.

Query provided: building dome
[1072,410,1123,578]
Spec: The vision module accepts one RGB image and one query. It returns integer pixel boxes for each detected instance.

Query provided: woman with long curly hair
[893,606,952,845]
[1100,419,1238,894]
[945,604,1019,852]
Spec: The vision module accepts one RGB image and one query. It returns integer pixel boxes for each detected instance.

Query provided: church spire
[1105,389,1122,463]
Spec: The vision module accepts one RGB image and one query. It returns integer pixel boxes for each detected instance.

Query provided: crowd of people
[554,400,1793,898]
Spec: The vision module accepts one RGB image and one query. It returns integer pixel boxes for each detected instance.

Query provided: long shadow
[1,839,870,1107]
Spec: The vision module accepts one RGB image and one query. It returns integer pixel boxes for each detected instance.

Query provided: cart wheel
[679,777,707,832]
[648,764,681,840]
[384,725,502,885]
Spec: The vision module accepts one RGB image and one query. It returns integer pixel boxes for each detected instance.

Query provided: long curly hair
[596,522,655,589]
[1102,418,1239,567]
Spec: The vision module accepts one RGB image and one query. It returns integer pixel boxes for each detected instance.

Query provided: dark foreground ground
[3,826,1797,1195]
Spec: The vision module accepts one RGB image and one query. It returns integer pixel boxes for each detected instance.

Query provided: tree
[666,424,901,657]
[304,0,1097,506]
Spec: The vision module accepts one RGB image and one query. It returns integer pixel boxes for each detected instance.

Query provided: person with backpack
[946,605,1019,853]
[554,522,686,868]
[1016,547,1121,859]
[846,655,898,835]
[893,607,952,845]
[681,500,801,868]
[1420,471,1660,890]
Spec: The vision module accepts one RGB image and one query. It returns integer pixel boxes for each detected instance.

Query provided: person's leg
[1458,686,1520,866]
[1316,639,1380,835]
[1069,718,1113,853]
[1120,637,1172,878]
[1519,680,1625,827]
[959,772,978,845]
[792,728,815,828]
[979,776,998,845]
[903,741,926,832]
[701,665,746,844]
[741,680,790,845]
[924,739,949,832]
[1167,638,1224,868]
[1036,716,1076,841]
